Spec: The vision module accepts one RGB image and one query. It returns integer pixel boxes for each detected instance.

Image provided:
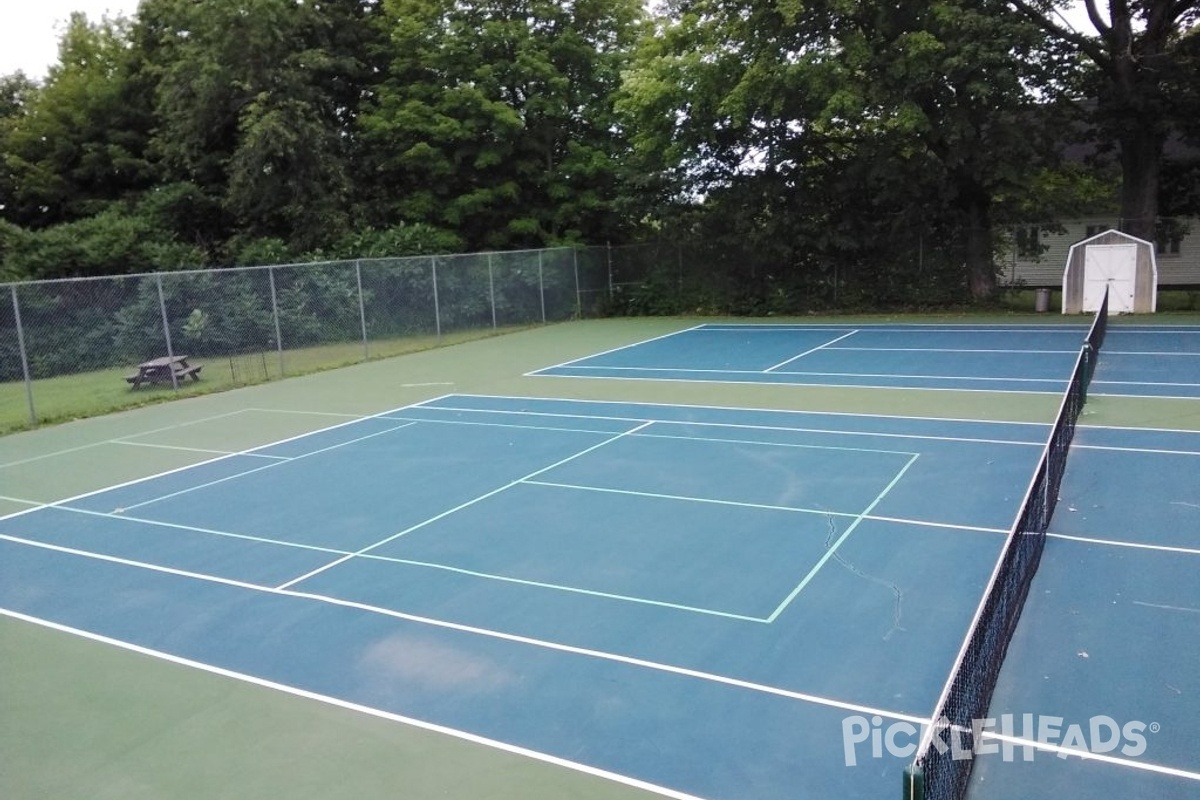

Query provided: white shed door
[1083,244,1137,314]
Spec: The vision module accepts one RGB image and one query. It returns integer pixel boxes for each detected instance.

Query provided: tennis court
[532,322,1200,398]
[2,313,1198,800]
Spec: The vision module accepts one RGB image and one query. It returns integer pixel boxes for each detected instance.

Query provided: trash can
[1035,287,1051,312]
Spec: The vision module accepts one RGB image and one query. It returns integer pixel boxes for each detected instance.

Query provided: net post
[902,764,925,800]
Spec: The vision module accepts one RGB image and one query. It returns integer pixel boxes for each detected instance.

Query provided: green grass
[0,326,534,435]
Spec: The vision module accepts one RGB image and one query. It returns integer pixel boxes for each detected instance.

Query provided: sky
[0,1,1103,81]
[0,0,143,79]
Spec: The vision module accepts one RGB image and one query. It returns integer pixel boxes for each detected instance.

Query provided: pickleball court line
[765,453,921,623]
[764,329,860,372]
[114,440,289,459]
[34,505,770,622]
[0,408,255,470]
[527,324,705,374]
[273,420,658,591]
[522,479,1008,535]
[113,421,421,514]
[0,397,458,525]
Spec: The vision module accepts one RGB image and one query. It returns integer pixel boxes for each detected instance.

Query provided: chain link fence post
[356,259,369,361]
[10,285,36,425]
[155,273,179,390]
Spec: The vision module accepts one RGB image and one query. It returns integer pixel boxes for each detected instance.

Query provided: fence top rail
[0,246,589,291]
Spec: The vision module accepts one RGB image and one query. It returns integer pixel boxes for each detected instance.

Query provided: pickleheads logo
[841,714,1157,766]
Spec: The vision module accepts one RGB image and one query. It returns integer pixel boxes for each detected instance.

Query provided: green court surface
[2,315,1198,800]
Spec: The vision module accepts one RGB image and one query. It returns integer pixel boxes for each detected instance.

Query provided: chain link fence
[1,247,613,431]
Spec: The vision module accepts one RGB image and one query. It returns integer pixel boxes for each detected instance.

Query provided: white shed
[1062,229,1157,314]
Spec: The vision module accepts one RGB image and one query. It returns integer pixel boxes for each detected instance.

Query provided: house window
[1156,221,1184,257]
[1016,226,1042,258]
[1085,224,1107,238]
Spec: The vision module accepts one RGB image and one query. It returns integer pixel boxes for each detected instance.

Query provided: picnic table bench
[126,356,202,388]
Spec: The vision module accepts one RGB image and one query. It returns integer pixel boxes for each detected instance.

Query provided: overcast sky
[0,0,142,79]
[2,1,1102,81]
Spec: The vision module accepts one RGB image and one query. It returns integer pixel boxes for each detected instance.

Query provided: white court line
[0,609,711,800]
[697,324,1088,334]
[417,401,1047,449]
[1046,533,1200,557]
[530,370,1064,396]
[526,324,705,374]
[115,421,421,514]
[1074,443,1200,457]
[0,534,929,727]
[443,393,1054,429]
[560,364,1066,386]
[1093,379,1200,388]
[765,454,921,623]
[1079,421,1200,434]
[1091,391,1200,401]
[1131,600,1200,615]
[1103,350,1200,357]
[378,413,622,437]
[764,330,859,372]
[274,421,658,590]
[0,397,457,525]
[829,347,1079,355]
[978,730,1200,783]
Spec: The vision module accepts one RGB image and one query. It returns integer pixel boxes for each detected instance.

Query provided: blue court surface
[970,424,1200,799]
[1,395,1065,800]
[530,323,1200,398]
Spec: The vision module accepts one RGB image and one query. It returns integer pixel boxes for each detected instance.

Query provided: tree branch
[1082,0,1111,35]
[1007,0,1112,70]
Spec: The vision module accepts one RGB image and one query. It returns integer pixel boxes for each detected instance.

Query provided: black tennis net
[903,287,1110,800]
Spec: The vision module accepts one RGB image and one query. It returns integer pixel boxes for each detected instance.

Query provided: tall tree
[134,0,380,255]
[1007,0,1200,241]
[360,0,642,249]
[621,0,1068,299]
[1,14,154,229]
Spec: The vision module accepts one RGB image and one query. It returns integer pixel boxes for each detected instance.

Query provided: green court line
[765,453,922,623]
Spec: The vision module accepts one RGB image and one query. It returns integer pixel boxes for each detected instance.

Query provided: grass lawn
[0,327,528,435]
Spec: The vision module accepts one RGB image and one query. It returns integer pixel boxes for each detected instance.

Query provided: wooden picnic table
[126,355,202,388]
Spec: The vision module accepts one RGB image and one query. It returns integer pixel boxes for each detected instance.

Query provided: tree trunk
[963,189,996,300]
[1116,123,1166,243]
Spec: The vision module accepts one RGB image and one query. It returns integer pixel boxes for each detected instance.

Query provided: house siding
[1002,217,1200,287]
